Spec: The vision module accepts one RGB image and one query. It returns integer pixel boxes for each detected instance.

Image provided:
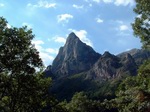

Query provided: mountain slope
[51,32,100,77]
[45,32,150,101]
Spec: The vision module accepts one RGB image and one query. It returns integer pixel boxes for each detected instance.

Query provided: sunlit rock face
[51,32,101,77]
[46,32,150,81]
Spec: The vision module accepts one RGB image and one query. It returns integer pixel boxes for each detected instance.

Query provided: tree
[111,72,150,112]
[0,17,61,112]
[0,17,43,75]
[106,1,150,111]
[132,0,150,49]
[63,92,112,112]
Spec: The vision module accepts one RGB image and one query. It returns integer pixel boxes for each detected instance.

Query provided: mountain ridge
[46,32,150,80]
[45,32,150,100]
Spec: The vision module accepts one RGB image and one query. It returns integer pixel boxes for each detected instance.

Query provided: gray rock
[51,32,101,77]
[46,33,150,81]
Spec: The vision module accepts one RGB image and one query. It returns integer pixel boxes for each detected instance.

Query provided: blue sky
[0,0,141,66]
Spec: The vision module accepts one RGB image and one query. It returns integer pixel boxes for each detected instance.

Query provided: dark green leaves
[132,0,150,49]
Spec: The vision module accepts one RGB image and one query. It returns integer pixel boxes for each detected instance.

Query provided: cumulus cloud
[73,4,84,9]
[96,18,104,23]
[53,37,66,43]
[103,0,113,3]
[57,14,73,23]
[32,40,44,45]
[32,40,44,52]
[39,52,54,66]
[0,3,4,7]
[114,0,135,6]
[111,20,131,36]
[112,20,130,31]
[91,0,135,6]
[93,0,100,3]
[119,25,129,31]
[7,24,11,28]
[45,48,58,54]
[27,1,56,8]
[68,29,93,47]
[32,40,57,66]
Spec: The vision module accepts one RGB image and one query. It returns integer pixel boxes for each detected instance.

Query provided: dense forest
[0,0,150,112]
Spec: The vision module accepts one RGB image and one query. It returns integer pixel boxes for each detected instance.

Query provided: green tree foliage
[66,92,90,112]
[132,0,150,49]
[112,74,150,112]
[104,61,150,111]
[0,17,43,74]
[0,17,63,112]
[61,92,117,112]
[104,1,150,111]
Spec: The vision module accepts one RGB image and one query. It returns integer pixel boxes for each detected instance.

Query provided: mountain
[86,51,137,81]
[45,32,150,101]
[51,32,100,77]
[117,48,150,66]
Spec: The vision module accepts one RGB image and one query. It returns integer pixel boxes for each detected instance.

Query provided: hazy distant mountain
[45,33,150,100]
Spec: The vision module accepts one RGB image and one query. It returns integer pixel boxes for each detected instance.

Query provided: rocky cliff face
[45,32,150,101]
[86,52,137,80]
[117,48,150,66]
[46,32,150,80]
[51,32,100,76]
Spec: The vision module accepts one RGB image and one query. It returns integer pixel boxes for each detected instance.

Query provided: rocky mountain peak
[102,51,113,58]
[46,32,150,82]
[66,32,78,42]
[51,32,101,77]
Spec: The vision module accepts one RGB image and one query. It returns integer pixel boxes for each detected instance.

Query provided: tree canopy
[132,0,150,49]
[0,17,63,112]
[0,17,43,75]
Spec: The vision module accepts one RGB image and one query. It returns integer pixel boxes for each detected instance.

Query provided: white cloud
[119,25,129,31]
[89,4,93,7]
[7,24,11,28]
[57,14,73,23]
[114,0,135,6]
[96,18,104,23]
[0,3,4,7]
[32,40,44,52]
[39,52,54,66]
[68,29,93,47]
[85,0,89,2]
[22,22,33,29]
[103,0,113,3]
[54,37,66,43]
[91,0,135,6]
[73,4,83,9]
[112,20,130,31]
[32,40,58,66]
[27,1,56,8]
[45,48,58,54]
[111,20,131,36]
[93,0,100,3]
[32,40,44,45]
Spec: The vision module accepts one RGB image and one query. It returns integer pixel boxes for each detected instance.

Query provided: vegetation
[0,0,149,111]
[132,0,150,49]
[60,0,150,111]
[0,17,63,112]
[109,0,150,111]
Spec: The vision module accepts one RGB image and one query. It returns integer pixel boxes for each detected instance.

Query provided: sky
[0,0,142,66]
